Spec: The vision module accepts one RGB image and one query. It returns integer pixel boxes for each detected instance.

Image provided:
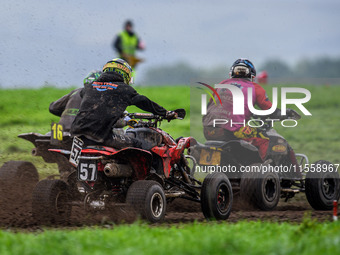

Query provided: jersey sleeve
[49,90,75,116]
[254,83,272,110]
[129,87,167,116]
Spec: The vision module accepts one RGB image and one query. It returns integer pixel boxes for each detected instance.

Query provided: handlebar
[126,108,186,128]
[252,109,301,121]
[127,113,159,120]
[127,108,186,121]
[251,108,301,132]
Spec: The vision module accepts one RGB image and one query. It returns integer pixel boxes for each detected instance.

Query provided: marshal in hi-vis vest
[119,31,138,56]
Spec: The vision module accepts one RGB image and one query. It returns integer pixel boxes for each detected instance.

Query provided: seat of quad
[82,145,116,153]
[205,140,242,148]
[205,140,258,151]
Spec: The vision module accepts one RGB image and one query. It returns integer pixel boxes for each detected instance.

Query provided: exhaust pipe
[104,163,133,178]
[31,148,38,156]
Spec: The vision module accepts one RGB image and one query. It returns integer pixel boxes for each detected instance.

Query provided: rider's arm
[254,83,288,119]
[254,83,272,110]
[49,90,76,117]
[130,91,167,116]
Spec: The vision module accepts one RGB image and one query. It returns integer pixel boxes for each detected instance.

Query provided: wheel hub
[217,183,230,213]
[263,177,277,202]
[322,176,336,199]
[150,192,164,218]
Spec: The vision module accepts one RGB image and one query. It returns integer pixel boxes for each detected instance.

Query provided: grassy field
[1,84,340,175]
[0,220,340,255]
[0,85,340,254]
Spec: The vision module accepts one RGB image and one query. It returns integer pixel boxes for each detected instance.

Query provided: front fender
[171,137,197,164]
[176,137,197,152]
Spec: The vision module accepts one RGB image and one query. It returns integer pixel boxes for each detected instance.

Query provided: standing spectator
[113,20,144,68]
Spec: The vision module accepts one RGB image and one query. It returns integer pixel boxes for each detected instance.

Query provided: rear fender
[18,132,45,147]
[49,147,153,180]
[110,148,153,180]
[48,149,71,156]
[189,140,262,166]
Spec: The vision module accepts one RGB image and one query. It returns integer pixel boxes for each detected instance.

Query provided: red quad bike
[31,109,233,223]
[189,109,340,211]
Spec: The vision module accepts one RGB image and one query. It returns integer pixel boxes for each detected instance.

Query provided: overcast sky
[1,0,339,87]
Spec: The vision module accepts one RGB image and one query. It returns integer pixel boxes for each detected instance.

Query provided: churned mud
[0,187,334,231]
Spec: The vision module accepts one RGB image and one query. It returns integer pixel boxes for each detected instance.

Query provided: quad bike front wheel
[240,165,281,211]
[32,179,72,224]
[201,172,233,220]
[305,160,340,210]
[126,180,166,223]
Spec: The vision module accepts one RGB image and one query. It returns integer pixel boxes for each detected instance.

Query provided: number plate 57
[78,161,97,181]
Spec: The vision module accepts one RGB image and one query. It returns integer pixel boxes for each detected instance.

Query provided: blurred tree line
[143,57,340,85]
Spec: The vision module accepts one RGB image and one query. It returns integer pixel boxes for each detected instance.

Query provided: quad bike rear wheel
[32,179,71,224]
[240,165,281,211]
[126,180,166,223]
[201,172,233,220]
[0,160,39,216]
[305,160,340,210]
[0,160,39,192]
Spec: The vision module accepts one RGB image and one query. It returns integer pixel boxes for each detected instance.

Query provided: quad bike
[17,122,126,179]
[31,109,233,223]
[189,109,340,211]
[17,131,74,178]
[0,130,71,216]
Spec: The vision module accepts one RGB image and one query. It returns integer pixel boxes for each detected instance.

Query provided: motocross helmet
[102,58,133,85]
[229,58,256,80]
[83,70,102,85]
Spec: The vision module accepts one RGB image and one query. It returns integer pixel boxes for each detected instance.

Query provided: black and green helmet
[83,70,102,85]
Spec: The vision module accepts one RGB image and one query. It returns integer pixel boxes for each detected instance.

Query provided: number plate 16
[51,122,63,145]
[78,160,98,181]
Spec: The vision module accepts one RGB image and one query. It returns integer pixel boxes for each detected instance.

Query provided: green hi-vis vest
[120,31,138,56]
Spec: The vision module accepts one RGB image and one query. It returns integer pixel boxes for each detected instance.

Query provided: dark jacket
[71,72,167,143]
[49,88,82,132]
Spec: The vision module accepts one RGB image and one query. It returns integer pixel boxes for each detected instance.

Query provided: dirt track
[0,191,334,231]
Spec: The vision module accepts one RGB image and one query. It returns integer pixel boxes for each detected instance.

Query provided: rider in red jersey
[203,59,281,160]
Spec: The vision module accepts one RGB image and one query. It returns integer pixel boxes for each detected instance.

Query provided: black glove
[286,108,301,120]
[269,108,283,120]
[166,111,178,121]
[270,108,300,120]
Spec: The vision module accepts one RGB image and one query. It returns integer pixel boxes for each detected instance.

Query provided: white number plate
[69,136,84,167]
[77,160,98,181]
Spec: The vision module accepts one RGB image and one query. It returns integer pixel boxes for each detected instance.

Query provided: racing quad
[16,121,126,179]
[0,126,74,213]
[17,130,74,178]
[0,128,75,215]
[31,109,233,223]
[189,109,340,211]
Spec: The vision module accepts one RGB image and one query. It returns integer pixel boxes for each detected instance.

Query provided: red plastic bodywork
[49,130,197,179]
[150,128,197,177]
